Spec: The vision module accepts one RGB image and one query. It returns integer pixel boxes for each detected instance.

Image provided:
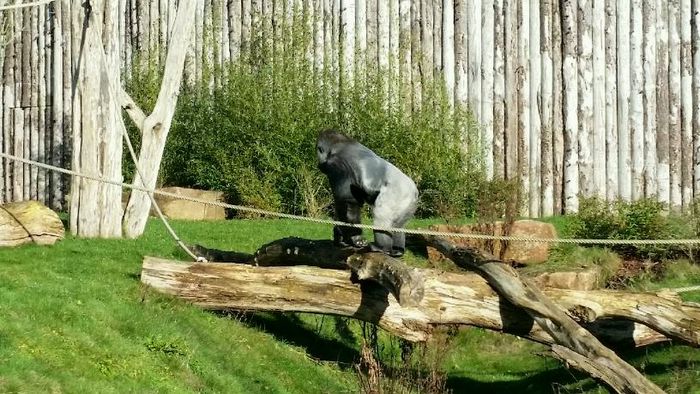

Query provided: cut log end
[0,200,65,247]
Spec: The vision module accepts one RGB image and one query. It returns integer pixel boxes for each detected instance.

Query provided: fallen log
[191,238,425,307]
[0,200,65,247]
[144,236,700,393]
[422,236,666,394]
[140,256,699,348]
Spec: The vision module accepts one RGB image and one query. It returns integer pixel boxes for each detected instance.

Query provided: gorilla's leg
[371,182,418,257]
[333,201,366,247]
[370,197,397,255]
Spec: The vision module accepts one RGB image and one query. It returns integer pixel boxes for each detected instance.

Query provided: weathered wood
[617,0,631,201]
[518,0,531,216]
[528,0,540,217]
[642,0,657,199]
[423,236,665,393]
[480,0,493,179]
[503,0,517,180]
[398,0,410,104]
[562,0,579,212]
[0,200,64,246]
[630,0,645,200]
[657,0,670,206]
[453,0,466,108]
[50,0,63,210]
[189,238,424,307]
[669,0,682,209]
[604,0,617,202]
[442,0,454,106]
[592,0,605,200]
[123,0,197,238]
[680,0,693,209]
[492,0,505,180]
[141,255,700,349]
[694,0,700,197]
[540,0,553,215]
[409,0,420,108]
[577,0,593,199]
[341,0,355,88]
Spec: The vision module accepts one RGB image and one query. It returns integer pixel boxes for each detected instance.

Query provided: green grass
[0,217,698,393]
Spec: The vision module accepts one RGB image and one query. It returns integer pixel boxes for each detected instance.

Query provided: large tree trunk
[122,1,196,238]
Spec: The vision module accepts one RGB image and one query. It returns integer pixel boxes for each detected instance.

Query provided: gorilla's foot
[389,248,405,258]
[350,235,369,248]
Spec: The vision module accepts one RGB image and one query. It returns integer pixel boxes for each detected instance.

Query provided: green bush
[124,13,483,220]
[567,197,695,260]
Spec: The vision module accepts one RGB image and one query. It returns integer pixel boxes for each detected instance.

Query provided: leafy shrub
[124,14,483,219]
[567,197,695,260]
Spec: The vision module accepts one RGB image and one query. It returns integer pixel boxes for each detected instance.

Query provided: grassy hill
[0,218,698,393]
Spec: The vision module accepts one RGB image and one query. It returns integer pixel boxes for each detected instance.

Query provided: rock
[427,220,557,265]
[532,269,602,291]
[153,187,227,221]
[0,200,65,246]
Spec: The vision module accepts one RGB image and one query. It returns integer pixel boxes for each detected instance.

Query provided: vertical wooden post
[669,0,682,208]
[657,0,670,206]
[442,0,454,107]
[562,0,579,212]
[467,0,481,121]
[604,0,618,202]
[517,0,531,214]
[680,0,693,208]
[642,0,657,199]
[630,0,645,200]
[492,0,505,180]
[398,0,410,104]
[229,0,241,62]
[421,0,433,96]
[529,0,540,217]
[481,0,494,180]
[552,0,564,213]
[341,0,355,88]
[504,0,518,181]
[1,9,16,203]
[617,0,632,201]
[51,0,64,210]
[409,0,420,108]
[388,0,399,101]
[432,0,442,84]
[454,0,467,109]
[541,0,554,215]
[577,0,593,199]
[693,0,700,197]
[37,3,46,203]
[355,0,366,81]
[592,0,606,200]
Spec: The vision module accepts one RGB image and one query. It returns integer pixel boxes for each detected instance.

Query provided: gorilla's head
[316,128,353,171]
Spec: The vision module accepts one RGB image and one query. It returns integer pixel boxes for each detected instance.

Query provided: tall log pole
[122,1,197,238]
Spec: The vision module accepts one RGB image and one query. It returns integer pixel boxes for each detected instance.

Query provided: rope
[670,285,700,294]
[121,128,203,262]
[4,152,700,246]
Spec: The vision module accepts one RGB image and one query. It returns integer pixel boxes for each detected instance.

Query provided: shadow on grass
[230,312,361,367]
[445,367,601,393]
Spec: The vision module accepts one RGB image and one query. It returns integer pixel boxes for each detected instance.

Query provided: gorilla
[316,128,418,257]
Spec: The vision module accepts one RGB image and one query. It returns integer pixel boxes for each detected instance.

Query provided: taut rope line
[4,152,700,247]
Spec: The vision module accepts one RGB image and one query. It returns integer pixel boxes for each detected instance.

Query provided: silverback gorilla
[316,129,418,257]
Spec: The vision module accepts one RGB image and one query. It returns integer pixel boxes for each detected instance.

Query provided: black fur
[316,129,418,257]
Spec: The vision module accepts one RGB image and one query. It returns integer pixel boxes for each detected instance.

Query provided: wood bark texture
[0,200,64,246]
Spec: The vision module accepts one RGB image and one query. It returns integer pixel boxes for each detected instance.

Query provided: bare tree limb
[423,235,665,394]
